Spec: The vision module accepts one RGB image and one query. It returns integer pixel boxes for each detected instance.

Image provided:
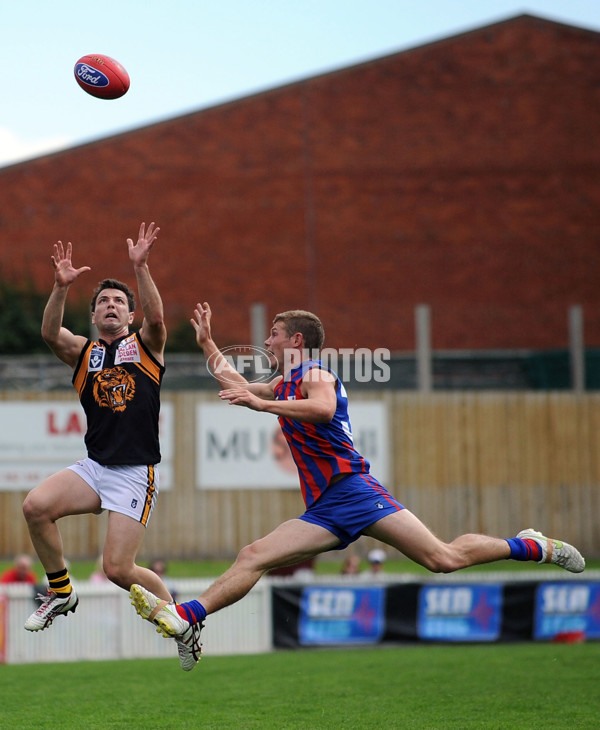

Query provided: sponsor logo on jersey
[115,336,141,364]
[88,344,106,372]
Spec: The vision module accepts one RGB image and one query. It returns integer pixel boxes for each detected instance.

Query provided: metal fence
[2,350,600,392]
[0,579,272,665]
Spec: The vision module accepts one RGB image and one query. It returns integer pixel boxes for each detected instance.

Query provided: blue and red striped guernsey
[273,360,370,507]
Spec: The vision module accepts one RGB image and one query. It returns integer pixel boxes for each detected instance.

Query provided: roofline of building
[1,12,597,175]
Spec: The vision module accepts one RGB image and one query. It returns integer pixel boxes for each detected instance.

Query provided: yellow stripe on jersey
[140,465,156,526]
[133,335,162,385]
[73,342,92,395]
[134,357,161,385]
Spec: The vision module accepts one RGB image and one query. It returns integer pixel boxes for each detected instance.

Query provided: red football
[74,54,130,100]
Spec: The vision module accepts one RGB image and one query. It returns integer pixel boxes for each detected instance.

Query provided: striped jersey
[273,359,370,507]
[72,332,164,465]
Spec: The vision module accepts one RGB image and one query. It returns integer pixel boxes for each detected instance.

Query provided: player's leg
[201,518,340,613]
[363,508,510,572]
[107,512,200,673]
[22,469,98,631]
[102,511,172,601]
[364,509,585,573]
[23,468,101,573]
[129,518,340,671]
[131,518,339,629]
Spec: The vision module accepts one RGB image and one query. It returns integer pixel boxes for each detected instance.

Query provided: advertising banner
[298,585,386,645]
[417,584,503,642]
[533,582,600,640]
[0,402,174,490]
[196,400,389,489]
[272,580,572,648]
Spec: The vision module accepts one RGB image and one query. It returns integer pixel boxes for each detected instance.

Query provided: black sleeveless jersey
[72,333,164,465]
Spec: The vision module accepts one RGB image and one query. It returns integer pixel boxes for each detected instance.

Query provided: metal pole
[569,305,585,392]
[250,302,267,348]
[415,304,432,392]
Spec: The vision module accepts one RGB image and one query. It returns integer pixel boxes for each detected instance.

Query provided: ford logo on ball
[75,63,109,87]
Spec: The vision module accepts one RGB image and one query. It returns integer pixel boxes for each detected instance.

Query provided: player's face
[264,322,288,365]
[265,321,301,372]
[92,288,134,334]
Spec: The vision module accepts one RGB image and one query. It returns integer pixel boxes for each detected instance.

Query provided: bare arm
[191,301,275,397]
[41,241,90,367]
[128,222,166,362]
[219,369,337,423]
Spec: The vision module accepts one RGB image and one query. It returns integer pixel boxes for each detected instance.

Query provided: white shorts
[68,458,159,526]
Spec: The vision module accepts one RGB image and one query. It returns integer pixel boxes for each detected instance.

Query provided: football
[74,54,130,100]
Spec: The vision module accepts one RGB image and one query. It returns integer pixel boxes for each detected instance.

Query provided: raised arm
[41,241,90,367]
[128,222,166,362]
[190,301,275,397]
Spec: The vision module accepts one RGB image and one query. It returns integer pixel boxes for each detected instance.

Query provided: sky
[1,0,599,168]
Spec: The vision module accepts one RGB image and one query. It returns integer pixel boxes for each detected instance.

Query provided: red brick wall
[2,15,600,352]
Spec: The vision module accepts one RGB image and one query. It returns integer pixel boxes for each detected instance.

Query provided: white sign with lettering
[0,402,173,490]
[196,400,389,489]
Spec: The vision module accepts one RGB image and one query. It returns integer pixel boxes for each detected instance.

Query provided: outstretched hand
[51,241,91,286]
[190,301,213,348]
[127,221,160,268]
[219,387,265,411]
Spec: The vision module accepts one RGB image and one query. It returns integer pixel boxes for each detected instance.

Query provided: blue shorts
[299,472,404,549]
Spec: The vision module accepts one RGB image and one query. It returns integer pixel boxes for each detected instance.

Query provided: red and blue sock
[175,599,207,626]
[505,537,542,562]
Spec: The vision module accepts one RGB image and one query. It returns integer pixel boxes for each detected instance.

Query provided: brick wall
[2,15,600,352]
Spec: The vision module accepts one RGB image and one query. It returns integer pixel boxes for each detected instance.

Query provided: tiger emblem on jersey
[93,366,136,412]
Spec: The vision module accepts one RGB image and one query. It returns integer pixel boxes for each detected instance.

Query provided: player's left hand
[219,388,265,411]
[191,302,213,347]
[127,221,160,267]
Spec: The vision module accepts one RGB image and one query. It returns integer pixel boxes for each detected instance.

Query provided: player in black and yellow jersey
[21,223,194,659]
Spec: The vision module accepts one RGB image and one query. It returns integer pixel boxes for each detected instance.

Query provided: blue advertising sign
[417,584,502,641]
[298,586,385,645]
[533,582,600,640]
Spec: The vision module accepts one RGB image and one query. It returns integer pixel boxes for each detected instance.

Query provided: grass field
[2,558,599,728]
[1,642,599,729]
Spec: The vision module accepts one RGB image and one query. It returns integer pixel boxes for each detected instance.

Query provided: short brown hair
[90,279,136,312]
[273,310,325,351]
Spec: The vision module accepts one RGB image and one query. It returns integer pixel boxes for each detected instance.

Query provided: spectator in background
[149,558,178,601]
[89,555,109,584]
[363,549,386,579]
[340,554,361,576]
[0,554,37,584]
[149,558,168,578]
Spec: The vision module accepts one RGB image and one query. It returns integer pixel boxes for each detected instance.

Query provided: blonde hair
[273,310,325,351]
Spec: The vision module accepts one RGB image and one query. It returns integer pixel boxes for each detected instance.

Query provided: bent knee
[102,563,131,589]
[22,491,46,524]
[422,549,463,574]
[236,541,260,566]
[235,540,274,572]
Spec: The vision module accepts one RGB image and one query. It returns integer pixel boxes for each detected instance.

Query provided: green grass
[1,642,599,728]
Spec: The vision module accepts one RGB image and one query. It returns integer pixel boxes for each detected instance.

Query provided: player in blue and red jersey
[130,303,585,671]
